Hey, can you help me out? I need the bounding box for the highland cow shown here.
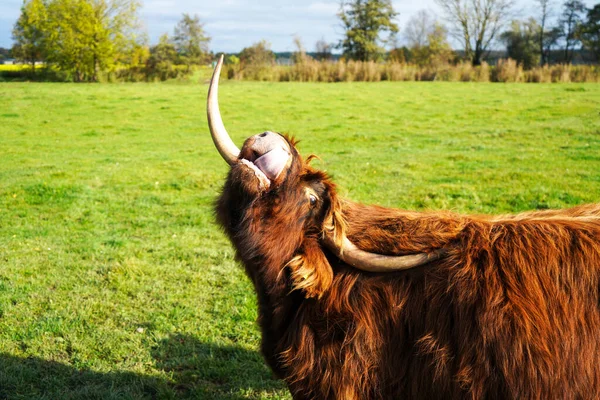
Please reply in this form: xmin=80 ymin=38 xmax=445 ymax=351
xmin=208 ymin=55 xmax=600 ymax=399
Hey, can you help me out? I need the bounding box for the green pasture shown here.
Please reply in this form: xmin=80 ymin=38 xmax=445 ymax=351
xmin=1 ymin=81 xmax=599 ymax=399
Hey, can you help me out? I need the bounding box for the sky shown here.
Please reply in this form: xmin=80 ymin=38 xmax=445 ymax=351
xmin=1 ymin=0 xmax=598 ymax=53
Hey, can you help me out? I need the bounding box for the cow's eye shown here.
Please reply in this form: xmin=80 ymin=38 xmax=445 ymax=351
xmin=309 ymin=194 xmax=317 ymax=207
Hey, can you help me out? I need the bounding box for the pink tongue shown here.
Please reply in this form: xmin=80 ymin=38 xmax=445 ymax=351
xmin=254 ymin=147 xmax=290 ymax=180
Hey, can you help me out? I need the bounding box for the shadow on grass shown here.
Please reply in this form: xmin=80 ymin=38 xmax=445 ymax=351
xmin=0 ymin=334 xmax=287 ymax=400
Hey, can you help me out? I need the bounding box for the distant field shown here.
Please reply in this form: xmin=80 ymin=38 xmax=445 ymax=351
xmin=1 ymin=81 xmax=599 ymax=399
xmin=0 ymin=65 xmax=29 ymax=71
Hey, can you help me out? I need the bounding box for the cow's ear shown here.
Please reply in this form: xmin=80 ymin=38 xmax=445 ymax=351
xmin=287 ymin=237 xmax=333 ymax=298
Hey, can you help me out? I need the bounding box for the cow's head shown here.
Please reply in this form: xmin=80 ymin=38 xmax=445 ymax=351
xmin=208 ymin=55 xmax=443 ymax=296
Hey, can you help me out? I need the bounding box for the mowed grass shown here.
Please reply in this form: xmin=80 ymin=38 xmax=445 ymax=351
xmin=1 ymin=81 xmax=599 ymax=399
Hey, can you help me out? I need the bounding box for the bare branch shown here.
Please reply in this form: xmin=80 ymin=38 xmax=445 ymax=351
xmin=436 ymin=0 xmax=515 ymax=65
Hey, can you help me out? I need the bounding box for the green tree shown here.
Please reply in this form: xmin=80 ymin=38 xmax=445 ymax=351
xmin=558 ymin=0 xmax=586 ymax=62
xmin=421 ymin=23 xmax=455 ymax=66
xmin=117 ymin=33 xmax=149 ymax=68
xmin=239 ymin=40 xmax=275 ymax=67
xmin=42 ymin=0 xmax=140 ymax=81
xmin=44 ymin=0 xmax=96 ymax=81
xmin=0 ymin=47 xmax=11 ymax=62
xmin=172 ymin=13 xmax=211 ymax=70
xmin=12 ymin=0 xmax=48 ymax=73
xmin=501 ymin=19 xmax=541 ymax=69
xmin=145 ymin=33 xmax=180 ymax=80
xmin=225 ymin=54 xmax=240 ymax=66
xmin=388 ymin=46 xmax=410 ymax=63
xmin=405 ymin=11 xmax=454 ymax=67
xmin=95 ymin=0 xmax=143 ymax=70
xmin=338 ymin=0 xmax=399 ymax=61
xmin=85 ymin=0 xmax=142 ymax=80
xmin=577 ymin=4 xmax=600 ymax=61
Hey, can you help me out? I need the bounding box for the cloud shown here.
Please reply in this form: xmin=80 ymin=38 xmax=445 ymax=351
xmin=308 ymin=2 xmax=339 ymax=15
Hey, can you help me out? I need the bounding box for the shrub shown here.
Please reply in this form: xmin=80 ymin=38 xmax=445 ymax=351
xmin=570 ymin=65 xmax=599 ymax=83
xmin=551 ymin=64 xmax=571 ymax=83
xmin=474 ymin=62 xmax=491 ymax=82
xmin=525 ymin=65 xmax=552 ymax=83
xmin=223 ymin=58 xmax=600 ymax=84
xmin=493 ymin=59 xmax=524 ymax=83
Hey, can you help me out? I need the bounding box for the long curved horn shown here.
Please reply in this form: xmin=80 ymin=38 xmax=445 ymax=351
xmin=324 ymin=234 xmax=446 ymax=272
xmin=208 ymin=54 xmax=240 ymax=165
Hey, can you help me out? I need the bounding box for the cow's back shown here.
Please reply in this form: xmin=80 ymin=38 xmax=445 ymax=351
xmin=281 ymin=215 xmax=600 ymax=399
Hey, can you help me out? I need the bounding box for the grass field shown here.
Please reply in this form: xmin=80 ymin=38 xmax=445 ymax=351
xmin=1 ymin=81 xmax=599 ymax=399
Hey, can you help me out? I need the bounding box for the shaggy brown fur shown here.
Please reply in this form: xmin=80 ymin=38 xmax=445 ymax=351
xmin=216 ymin=135 xmax=600 ymax=399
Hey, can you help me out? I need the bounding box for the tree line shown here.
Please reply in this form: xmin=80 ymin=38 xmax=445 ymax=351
xmin=224 ymin=0 xmax=598 ymax=82
xmin=501 ymin=1 xmax=600 ymax=68
xmin=10 ymin=0 xmax=210 ymax=81
xmin=336 ymin=0 xmax=600 ymax=67
xmin=6 ymin=0 xmax=600 ymax=82
xmin=227 ymin=0 xmax=599 ymax=76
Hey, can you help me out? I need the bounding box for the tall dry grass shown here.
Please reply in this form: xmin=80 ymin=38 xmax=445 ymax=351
xmin=493 ymin=59 xmax=524 ymax=82
xmin=225 ymin=59 xmax=600 ymax=83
